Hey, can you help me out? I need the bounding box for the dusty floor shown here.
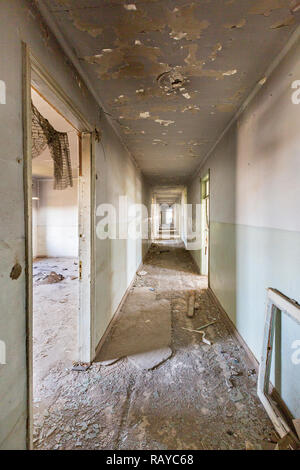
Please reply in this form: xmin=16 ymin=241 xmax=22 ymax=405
xmin=33 ymin=242 xmax=275 ymax=450
xmin=33 ymin=257 xmax=78 ymax=404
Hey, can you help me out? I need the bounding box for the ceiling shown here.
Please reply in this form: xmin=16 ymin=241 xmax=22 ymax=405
xmin=31 ymin=88 xmax=79 ymax=179
xmin=39 ymin=0 xmax=299 ymax=184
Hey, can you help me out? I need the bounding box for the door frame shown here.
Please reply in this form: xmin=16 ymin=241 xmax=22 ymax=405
xmin=200 ymin=170 xmax=210 ymax=285
xmin=22 ymin=43 xmax=96 ymax=449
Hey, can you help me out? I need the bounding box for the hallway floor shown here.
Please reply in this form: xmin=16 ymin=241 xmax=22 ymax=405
xmin=33 ymin=241 xmax=274 ymax=450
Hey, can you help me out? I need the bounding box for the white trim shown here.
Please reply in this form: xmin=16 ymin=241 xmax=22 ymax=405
xmin=78 ymin=132 xmax=95 ymax=363
xmin=257 ymin=288 xmax=300 ymax=439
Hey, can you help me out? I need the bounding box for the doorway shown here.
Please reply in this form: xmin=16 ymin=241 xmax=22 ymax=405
xmin=201 ymin=172 xmax=210 ymax=278
xmin=23 ymin=46 xmax=95 ymax=448
xmin=31 ymin=87 xmax=80 ymax=434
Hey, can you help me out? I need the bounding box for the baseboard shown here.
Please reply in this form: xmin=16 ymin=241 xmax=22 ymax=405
xmin=207 ymin=287 xmax=259 ymax=372
xmin=94 ymin=250 xmax=149 ymax=360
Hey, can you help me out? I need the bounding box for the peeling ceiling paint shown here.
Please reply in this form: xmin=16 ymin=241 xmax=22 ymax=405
xmin=43 ymin=0 xmax=299 ymax=184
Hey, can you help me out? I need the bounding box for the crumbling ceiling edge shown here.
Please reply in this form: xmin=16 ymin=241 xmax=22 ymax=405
xmin=35 ymin=0 xmax=142 ymax=174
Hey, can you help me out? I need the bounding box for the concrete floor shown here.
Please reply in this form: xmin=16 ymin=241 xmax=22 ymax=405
xmin=33 ymin=242 xmax=274 ymax=450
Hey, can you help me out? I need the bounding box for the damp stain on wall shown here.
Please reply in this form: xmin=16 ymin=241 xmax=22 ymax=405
xmin=10 ymin=263 xmax=22 ymax=280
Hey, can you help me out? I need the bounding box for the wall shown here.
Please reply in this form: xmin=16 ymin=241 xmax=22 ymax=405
xmin=33 ymin=178 xmax=78 ymax=258
xmin=188 ymin=33 xmax=300 ymax=418
xmin=0 ymin=0 xmax=150 ymax=449
xmin=94 ymin=117 xmax=151 ymax=344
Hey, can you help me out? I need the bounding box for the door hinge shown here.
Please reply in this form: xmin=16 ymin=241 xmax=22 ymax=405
xmin=79 ymin=260 xmax=82 ymax=280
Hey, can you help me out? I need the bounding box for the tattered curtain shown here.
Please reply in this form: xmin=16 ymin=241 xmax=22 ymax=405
xmin=31 ymin=101 xmax=73 ymax=190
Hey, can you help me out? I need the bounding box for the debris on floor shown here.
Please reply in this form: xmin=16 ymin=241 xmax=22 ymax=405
xmin=181 ymin=327 xmax=212 ymax=345
xmin=187 ymin=291 xmax=195 ymax=318
xmin=38 ymin=271 xmax=65 ymax=284
xmin=137 ymin=270 xmax=147 ymax=276
xmin=33 ymin=242 xmax=275 ymax=450
xmin=293 ymin=419 xmax=300 ymax=440
xmin=196 ymin=320 xmax=217 ymax=330
xmin=72 ymin=363 xmax=91 ymax=372
xmin=274 ymin=432 xmax=300 ymax=450
xmin=128 ymin=347 xmax=172 ymax=370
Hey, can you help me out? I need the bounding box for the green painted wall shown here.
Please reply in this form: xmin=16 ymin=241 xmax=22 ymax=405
xmin=188 ymin=32 xmax=300 ymax=419
xmin=210 ymin=222 xmax=300 ymax=417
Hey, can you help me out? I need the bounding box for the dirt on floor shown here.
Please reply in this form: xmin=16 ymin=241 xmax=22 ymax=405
xmin=33 ymin=242 xmax=275 ymax=450
xmin=33 ymin=257 xmax=78 ymax=408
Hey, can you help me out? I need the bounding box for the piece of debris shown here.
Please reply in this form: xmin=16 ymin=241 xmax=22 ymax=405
xmin=261 ymin=441 xmax=277 ymax=450
xmin=71 ymin=276 xmax=78 ymax=280
xmin=196 ymin=320 xmax=217 ymax=330
xmin=181 ymin=327 xmax=212 ymax=345
xmin=274 ymin=432 xmax=299 ymax=450
xmin=187 ymin=291 xmax=195 ymax=318
xmin=39 ymin=271 xmax=65 ymax=284
xmin=293 ymin=419 xmax=300 ymax=440
xmin=138 ymin=270 xmax=147 ymax=276
xmin=247 ymin=368 xmax=256 ymax=376
xmin=72 ymin=363 xmax=90 ymax=372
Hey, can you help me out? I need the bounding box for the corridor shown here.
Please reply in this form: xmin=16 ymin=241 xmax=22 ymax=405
xmin=1 ymin=0 xmax=300 ymax=452
xmin=33 ymin=241 xmax=273 ymax=450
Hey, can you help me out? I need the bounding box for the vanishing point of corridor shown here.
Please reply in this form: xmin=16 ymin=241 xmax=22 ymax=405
xmin=33 ymin=241 xmax=273 ymax=450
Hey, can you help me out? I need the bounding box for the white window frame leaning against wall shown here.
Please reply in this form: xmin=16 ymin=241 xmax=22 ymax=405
xmin=257 ymin=288 xmax=300 ymax=440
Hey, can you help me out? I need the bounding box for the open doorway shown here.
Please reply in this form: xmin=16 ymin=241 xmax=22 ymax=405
xmin=31 ymin=88 xmax=80 ymax=427
xmin=23 ymin=47 xmax=95 ymax=448
xmin=201 ymin=172 xmax=210 ymax=278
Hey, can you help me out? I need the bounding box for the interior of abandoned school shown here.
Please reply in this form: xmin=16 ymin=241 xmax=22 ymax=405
xmin=1 ymin=0 xmax=300 ymax=451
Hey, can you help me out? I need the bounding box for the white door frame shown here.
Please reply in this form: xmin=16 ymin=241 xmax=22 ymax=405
xmin=22 ymin=44 xmax=95 ymax=449
xmin=200 ymin=171 xmax=210 ymax=283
